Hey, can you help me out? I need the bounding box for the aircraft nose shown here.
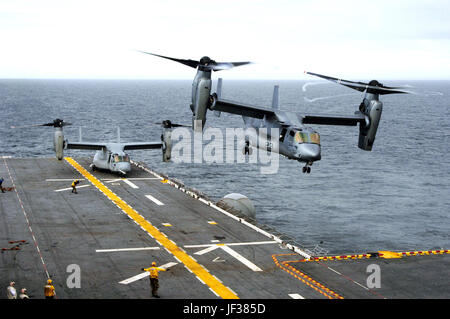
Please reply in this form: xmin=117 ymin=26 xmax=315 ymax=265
xmin=297 ymin=144 xmax=321 ymax=161
xmin=116 ymin=162 xmax=131 ymax=173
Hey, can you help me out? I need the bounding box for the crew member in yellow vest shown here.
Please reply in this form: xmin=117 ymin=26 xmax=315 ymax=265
xmin=141 ymin=262 xmax=167 ymax=298
xmin=71 ymin=179 xmax=80 ymax=194
xmin=44 ymin=279 xmax=56 ymax=299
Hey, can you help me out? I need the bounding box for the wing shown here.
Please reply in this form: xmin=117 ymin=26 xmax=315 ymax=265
xmin=210 ymin=93 xmax=366 ymax=127
xmin=122 ymin=142 xmax=163 ymax=150
xmin=300 ymin=112 xmax=367 ymax=126
xmin=66 ymin=142 xmax=107 ymax=150
xmin=209 ymin=93 xmax=275 ymax=119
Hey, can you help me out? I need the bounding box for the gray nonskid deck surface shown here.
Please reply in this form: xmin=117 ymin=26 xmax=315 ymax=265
xmin=0 ymin=157 xmax=323 ymax=299
xmin=1 ymin=157 xmax=449 ymax=300
xmin=290 ymin=254 xmax=450 ymax=299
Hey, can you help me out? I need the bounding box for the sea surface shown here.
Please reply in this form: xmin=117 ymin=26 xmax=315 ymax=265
xmin=1 ymin=79 xmax=449 ymax=254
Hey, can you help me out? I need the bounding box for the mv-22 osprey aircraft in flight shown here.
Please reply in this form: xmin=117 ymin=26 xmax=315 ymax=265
xmin=140 ymin=51 xmax=410 ymax=173
xmin=11 ymin=119 xmax=180 ymax=175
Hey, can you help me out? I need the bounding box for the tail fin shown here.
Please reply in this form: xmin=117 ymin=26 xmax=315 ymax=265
xmin=243 ymin=84 xmax=280 ymax=128
xmin=272 ymin=85 xmax=279 ymax=109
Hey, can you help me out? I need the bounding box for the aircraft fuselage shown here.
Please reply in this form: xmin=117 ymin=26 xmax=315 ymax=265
xmin=92 ymin=149 xmax=131 ymax=175
xmin=245 ymin=123 xmax=321 ymax=165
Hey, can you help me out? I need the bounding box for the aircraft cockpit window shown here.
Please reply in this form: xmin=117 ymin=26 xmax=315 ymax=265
xmin=310 ymin=133 xmax=320 ymax=144
xmin=114 ymin=154 xmax=130 ymax=162
xmin=294 ymin=132 xmax=320 ymax=145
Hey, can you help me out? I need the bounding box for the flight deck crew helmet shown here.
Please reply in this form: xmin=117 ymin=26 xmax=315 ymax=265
xmin=152 ymin=262 xmax=156 ymax=266
xmin=47 ymin=279 xmax=52 ymax=284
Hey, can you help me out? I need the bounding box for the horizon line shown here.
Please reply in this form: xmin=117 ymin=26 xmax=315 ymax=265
xmin=1 ymin=77 xmax=449 ymax=81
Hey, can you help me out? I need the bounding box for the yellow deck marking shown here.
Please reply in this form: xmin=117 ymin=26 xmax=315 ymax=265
xmin=378 ymin=251 xmax=402 ymax=259
xmin=65 ymin=157 xmax=238 ymax=299
xmin=272 ymin=254 xmax=343 ymax=299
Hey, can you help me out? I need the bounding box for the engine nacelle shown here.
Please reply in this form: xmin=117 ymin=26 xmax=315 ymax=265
xmin=192 ymin=77 xmax=211 ymax=131
xmin=161 ymin=129 xmax=172 ymax=162
xmin=53 ymin=129 xmax=65 ymax=160
xmin=358 ymin=99 xmax=383 ymax=151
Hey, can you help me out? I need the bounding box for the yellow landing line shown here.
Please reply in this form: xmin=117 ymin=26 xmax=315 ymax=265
xmin=64 ymin=157 xmax=238 ymax=299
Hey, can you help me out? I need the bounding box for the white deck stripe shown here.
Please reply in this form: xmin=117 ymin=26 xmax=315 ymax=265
xmin=219 ymin=245 xmax=263 ymax=272
xmin=145 ymin=194 xmax=164 ymax=206
xmin=161 ymin=262 xmax=178 ymax=269
xmin=119 ymin=262 xmax=178 ymax=285
xmin=122 ymin=178 xmax=159 ymax=180
xmin=96 ymin=247 xmax=161 ymax=253
xmin=54 ymin=184 xmax=91 ymax=192
xmin=121 ymin=178 xmax=139 ymax=189
xmin=54 ymin=179 xmax=121 ymax=192
xmin=195 ymin=246 xmax=220 ymax=255
xmin=185 ymin=241 xmax=277 ymax=248
xmin=47 ymin=178 xmax=158 ymax=182
xmin=119 ymin=272 xmax=149 ymax=285
xmin=46 ymin=178 xmax=86 ymax=181
xmin=289 ymin=293 xmax=305 ymax=299
xmin=105 ymin=179 xmax=122 ymax=183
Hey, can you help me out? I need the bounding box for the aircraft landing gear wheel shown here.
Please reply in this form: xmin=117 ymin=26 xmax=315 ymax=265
xmin=302 ymin=166 xmax=307 ymax=173
xmin=307 ymin=167 xmax=311 ymax=174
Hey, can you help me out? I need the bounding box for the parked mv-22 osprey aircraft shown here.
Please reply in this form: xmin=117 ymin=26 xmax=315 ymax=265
xmin=11 ymin=119 xmax=180 ymax=175
xmin=140 ymin=51 xmax=410 ymax=173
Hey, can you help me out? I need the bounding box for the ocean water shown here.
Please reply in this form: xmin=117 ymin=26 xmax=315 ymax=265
xmin=0 ymin=79 xmax=448 ymax=254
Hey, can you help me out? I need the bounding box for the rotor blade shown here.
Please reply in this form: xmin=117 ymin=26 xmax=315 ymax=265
xmin=211 ymin=61 xmax=252 ymax=71
xmin=305 ymin=71 xmax=367 ymax=92
xmin=367 ymin=87 xmax=409 ymax=95
xmin=46 ymin=120 xmax=72 ymax=127
xmin=138 ymin=51 xmax=199 ymax=69
xmin=304 ymin=71 xmax=409 ymax=95
xmin=155 ymin=121 xmax=191 ymax=128
xmin=11 ymin=120 xmax=72 ymax=129
xmin=10 ymin=123 xmax=48 ymax=129
xmin=171 ymin=123 xmax=191 ymax=127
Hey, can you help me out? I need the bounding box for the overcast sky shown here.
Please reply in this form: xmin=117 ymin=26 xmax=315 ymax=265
xmin=1 ymin=0 xmax=449 ymax=80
